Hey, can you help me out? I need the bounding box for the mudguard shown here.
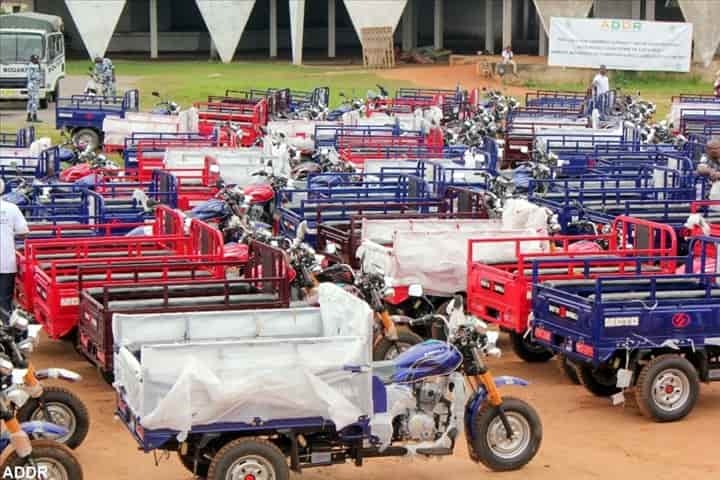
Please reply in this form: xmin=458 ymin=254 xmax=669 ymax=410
xmin=464 ymin=376 xmax=529 ymax=441
xmin=0 ymin=422 xmax=69 ymax=450
xmin=35 ymin=368 xmax=82 ymax=382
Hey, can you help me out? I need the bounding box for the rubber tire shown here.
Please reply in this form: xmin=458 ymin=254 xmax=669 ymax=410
xmin=635 ymin=354 xmax=700 ymax=422
xmin=0 ymin=439 xmax=83 ymax=480
xmin=52 ymin=82 xmax=60 ymax=103
xmin=39 ymin=96 xmax=48 ymax=109
xmin=509 ymin=331 xmax=555 ymax=363
xmin=178 ymin=451 xmax=210 ymax=478
xmin=373 ymin=327 xmax=424 ymax=361
xmin=468 ymin=396 xmax=543 ymax=472
xmin=16 ymin=385 xmax=90 ymax=449
xmin=72 ymin=128 xmax=100 ymax=150
xmin=207 ymin=438 xmax=288 ymax=480
xmin=577 ymin=364 xmax=621 ymax=397
xmin=558 ymin=355 xmax=581 ymax=385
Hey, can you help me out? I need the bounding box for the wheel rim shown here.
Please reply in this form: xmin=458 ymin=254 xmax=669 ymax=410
xmin=74 ymin=133 xmax=95 ymax=149
xmin=651 ymin=368 xmax=691 ymax=413
xmin=485 ymin=411 xmax=532 ymax=460
xmin=226 ymin=455 xmax=275 ymax=480
xmin=30 ymin=403 xmax=77 ymax=444
xmin=384 ymin=341 xmax=413 ymax=361
xmin=32 ymin=456 xmax=70 ymax=480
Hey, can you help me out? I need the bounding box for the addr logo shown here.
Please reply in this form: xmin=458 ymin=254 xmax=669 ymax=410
xmin=600 ymin=20 xmax=642 ymax=32
xmin=2 ymin=466 xmax=48 ymax=479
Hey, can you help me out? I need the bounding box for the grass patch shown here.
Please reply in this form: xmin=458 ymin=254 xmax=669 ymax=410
xmin=67 ymin=60 xmax=412 ymax=110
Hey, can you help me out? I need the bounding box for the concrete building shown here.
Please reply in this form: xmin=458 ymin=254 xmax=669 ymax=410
xmin=21 ymin=0 xmax=711 ymax=65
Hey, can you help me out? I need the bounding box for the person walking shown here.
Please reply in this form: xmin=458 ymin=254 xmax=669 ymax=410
xmin=0 ymin=179 xmax=29 ymax=315
xmin=94 ymin=56 xmax=117 ymax=97
xmin=25 ymin=54 xmax=42 ymax=123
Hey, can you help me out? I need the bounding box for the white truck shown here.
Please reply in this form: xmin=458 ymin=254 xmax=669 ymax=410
xmin=0 ymin=12 xmax=65 ymax=107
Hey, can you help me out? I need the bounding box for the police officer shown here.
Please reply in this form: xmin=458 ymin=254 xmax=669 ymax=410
xmin=26 ymin=54 xmax=42 ymax=123
xmin=94 ymin=56 xmax=116 ymax=97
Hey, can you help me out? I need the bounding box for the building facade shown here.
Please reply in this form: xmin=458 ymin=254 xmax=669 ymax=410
xmin=21 ymin=0 xmax=696 ymax=64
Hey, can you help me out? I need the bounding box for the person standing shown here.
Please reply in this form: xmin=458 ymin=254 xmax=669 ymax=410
xmin=591 ymin=65 xmax=610 ymax=98
xmin=94 ymin=56 xmax=117 ymax=97
xmin=714 ymin=70 xmax=720 ymax=98
xmin=0 ymin=179 xmax=29 ymax=315
xmin=25 ymin=54 xmax=42 ymax=123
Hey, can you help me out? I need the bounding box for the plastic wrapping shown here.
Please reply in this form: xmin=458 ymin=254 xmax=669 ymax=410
xmin=113 ymin=284 xmax=373 ymax=438
xmin=357 ymin=201 xmax=550 ymax=295
xmin=534 ymin=126 xmax=624 ymax=152
xmin=163 ymin=147 xmax=277 ymax=185
xmin=669 ymin=102 xmax=720 ymax=127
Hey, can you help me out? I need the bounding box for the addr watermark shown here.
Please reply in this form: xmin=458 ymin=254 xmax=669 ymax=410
xmin=2 ymin=465 xmax=49 ymax=479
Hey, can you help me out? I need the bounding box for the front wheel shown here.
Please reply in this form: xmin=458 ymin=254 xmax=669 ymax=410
xmin=0 ymin=439 xmax=84 ymax=480
xmin=373 ymin=327 xmax=423 ymax=361
xmin=509 ymin=331 xmax=555 ymax=363
xmin=469 ymin=396 xmax=543 ymax=471
xmin=207 ymin=438 xmax=288 ymax=480
xmin=17 ymin=386 xmax=90 ymax=449
xmin=71 ymin=128 xmax=100 ymax=150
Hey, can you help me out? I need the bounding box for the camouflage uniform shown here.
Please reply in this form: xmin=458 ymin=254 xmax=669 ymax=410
xmin=26 ymin=63 xmax=42 ymax=116
xmin=95 ymin=58 xmax=116 ymax=97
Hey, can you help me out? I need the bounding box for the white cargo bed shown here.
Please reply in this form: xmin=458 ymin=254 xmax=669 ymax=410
xmin=113 ymin=284 xmax=373 ymax=438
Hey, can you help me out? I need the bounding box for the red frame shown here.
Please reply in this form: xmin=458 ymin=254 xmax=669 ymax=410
xmin=466 ymin=216 xmax=678 ymax=335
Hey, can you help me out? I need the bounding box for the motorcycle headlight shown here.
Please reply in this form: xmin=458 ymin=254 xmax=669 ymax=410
xmin=9 ymin=310 xmax=29 ymax=332
xmin=0 ymin=357 xmax=13 ymax=377
xmin=383 ymin=287 xmax=395 ymax=298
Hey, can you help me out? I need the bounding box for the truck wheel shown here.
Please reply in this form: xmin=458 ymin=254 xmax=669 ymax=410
xmin=557 ymin=354 xmax=580 ymax=384
xmin=577 ymin=364 xmax=620 ymax=397
xmin=178 ymin=451 xmax=210 ymax=478
xmin=635 ymin=354 xmax=699 ymax=422
xmin=52 ymin=82 xmax=61 ymax=102
xmin=40 ymin=96 xmax=49 ymax=109
xmin=469 ymin=396 xmax=543 ymax=471
xmin=72 ymin=128 xmax=100 ymax=149
xmin=373 ymin=327 xmax=424 ymax=361
xmin=17 ymin=385 xmax=91 ymax=449
xmin=207 ymin=438 xmax=289 ymax=480
xmin=509 ymin=331 xmax=554 ymax=363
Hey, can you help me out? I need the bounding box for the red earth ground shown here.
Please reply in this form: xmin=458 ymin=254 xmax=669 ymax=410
xmin=32 ymin=331 xmax=720 ymax=480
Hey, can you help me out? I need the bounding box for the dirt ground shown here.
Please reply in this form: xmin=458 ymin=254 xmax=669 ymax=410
xmin=31 ymin=330 xmax=720 ymax=480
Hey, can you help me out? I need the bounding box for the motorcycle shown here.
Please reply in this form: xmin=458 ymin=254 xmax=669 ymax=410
xmin=376 ymin=295 xmax=542 ymax=471
xmin=1 ymin=177 xmax=34 ymax=206
xmin=326 ymin=92 xmax=365 ymax=121
xmin=149 ymin=91 xmax=181 ymax=115
xmin=59 ymin=148 xmax=119 ymax=184
xmin=0 ymin=309 xmax=90 ymax=450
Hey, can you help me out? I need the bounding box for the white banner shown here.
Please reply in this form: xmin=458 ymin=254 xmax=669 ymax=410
xmin=548 ymin=17 xmax=693 ymax=72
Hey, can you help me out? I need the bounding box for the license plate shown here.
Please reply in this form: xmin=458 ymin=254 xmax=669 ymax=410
xmin=0 ymin=89 xmax=16 ymax=97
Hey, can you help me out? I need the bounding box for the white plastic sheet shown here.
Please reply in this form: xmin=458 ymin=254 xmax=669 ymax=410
xmin=163 ymin=147 xmax=277 ymax=186
xmin=113 ymin=284 xmax=373 ymax=438
xmin=668 ymin=101 xmax=720 ymax=127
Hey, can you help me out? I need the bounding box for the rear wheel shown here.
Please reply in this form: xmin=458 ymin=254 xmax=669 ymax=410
xmin=558 ymin=354 xmax=580 ymax=384
xmin=577 ymin=364 xmax=621 ymax=397
xmin=0 ymin=439 xmax=83 ymax=480
xmin=469 ymin=397 xmax=543 ymax=471
xmin=635 ymin=354 xmax=699 ymax=422
xmin=509 ymin=331 xmax=554 ymax=363
xmin=178 ymin=451 xmax=210 ymax=478
xmin=207 ymin=438 xmax=288 ymax=480
xmin=72 ymin=128 xmax=100 ymax=150
xmin=373 ymin=327 xmax=423 ymax=361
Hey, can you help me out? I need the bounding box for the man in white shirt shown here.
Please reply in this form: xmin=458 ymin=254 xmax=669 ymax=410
xmin=0 ymin=179 xmax=29 ymax=314
xmin=499 ymin=45 xmax=518 ymax=76
xmin=591 ymin=65 xmax=610 ymax=97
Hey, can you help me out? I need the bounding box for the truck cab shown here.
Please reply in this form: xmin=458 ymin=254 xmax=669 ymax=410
xmin=0 ymin=12 xmax=65 ymax=107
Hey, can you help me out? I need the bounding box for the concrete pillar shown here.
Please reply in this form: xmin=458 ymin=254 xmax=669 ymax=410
xmin=485 ymin=0 xmax=494 ymax=53
xmin=289 ymin=0 xmax=305 ymax=65
xmin=402 ymin=0 xmax=414 ymax=51
xmin=149 ymin=0 xmax=158 ymax=58
xmin=502 ymin=0 xmax=513 ymax=48
xmin=522 ymin=0 xmax=529 ymax=38
xmin=412 ymin=0 xmax=418 ymax=48
xmin=631 ymin=0 xmax=641 ymax=19
xmin=269 ymin=0 xmax=278 ymax=57
xmin=645 ymin=0 xmax=655 ymax=20
xmin=328 ymin=0 xmax=336 ymax=57
xmin=538 ymin=17 xmax=547 ymax=56
xmin=434 ymin=0 xmax=443 ymax=49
